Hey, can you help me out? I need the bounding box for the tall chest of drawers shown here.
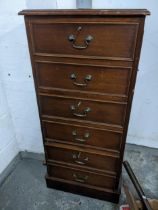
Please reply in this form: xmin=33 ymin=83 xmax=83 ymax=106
xmin=19 ymin=9 xmax=150 ymax=203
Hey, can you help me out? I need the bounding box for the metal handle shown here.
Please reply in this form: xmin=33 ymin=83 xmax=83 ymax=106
xmin=70 ymin=101 xmax=91 ymax=118
xmin=72 ymin=152 xmax=89 ymax=165
xmin=123 ymin=161 xmax=152 ymax=210
xmin=70 ymin=73 xmax=92 ymax=87
xmin=72 ymin=130 xmax=90 ymax=142
xmin=68 ymin=26 xmax=93 ymax=50
xmin=73 ymin=173 xmax=88 ymax=183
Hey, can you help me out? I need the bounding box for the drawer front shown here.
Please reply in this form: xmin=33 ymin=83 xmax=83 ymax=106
xmin=36 ymin=62 xmax=131 ymax=96
xmin=47 ymin=164 xmax=116 ymax=190
xmin=43 ymin=121 xmax=122 ymax=151
xmin=39 ymin=95 xmax=126 ymax=126
xmin=31 ymin=22 xmax=138 ymax=59
xmin=46 ymin=145 xmax=119 ymax=173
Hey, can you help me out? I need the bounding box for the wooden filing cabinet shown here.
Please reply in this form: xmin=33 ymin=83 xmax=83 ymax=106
xmin=19 ymin=9 xmax=150 ymax=203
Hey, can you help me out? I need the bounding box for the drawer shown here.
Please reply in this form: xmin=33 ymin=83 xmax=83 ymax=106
xmin=46 ymin=145 xmax=119 ymax=173
xmin=31 ymin=21 xmax=138 ymax=59
xmin=39 ymin=95 xmax=126 ymax=126
xmin=36 ymin=62 xmax=131 ymax=96
xmin=43 ymin=120 xmax=122 ymax=151
xmin=47 ymin=163 xmax=116 ymax=190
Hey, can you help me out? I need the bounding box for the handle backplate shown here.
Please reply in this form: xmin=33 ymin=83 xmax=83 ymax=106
xmin=70 ymin=73 xmax=92 ymax=87
xmin=70 ymin=101 xmax=91 ymax=118
xmin=68 ymin=26 xmax=93 ymax=50
xmin=72 ymin=152 xmax=89 ymax=165
xmin=73 ymin=173 xmax=88 ymax=183
xmin=72 ymin=130 xmax=90 ymax=142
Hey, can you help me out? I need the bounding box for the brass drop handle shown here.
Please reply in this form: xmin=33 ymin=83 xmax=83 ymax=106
xmin=68 ymin=26 xmax=93 ymax=50
xmin=72 ymin=130 xmax=90 ymax=142
xmin=70 ymin=73 xmax=92 ymax=87
xmin=72 ymin=152 xmax=89 ymax=165
xmin=73 ymin=173 xmax=88 ymax=183
xmin=70 ymin=101 xmax=91 ymax=118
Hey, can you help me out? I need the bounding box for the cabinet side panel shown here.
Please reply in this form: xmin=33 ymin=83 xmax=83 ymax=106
xmin=117 ymin=16 xmax=146 ymax=185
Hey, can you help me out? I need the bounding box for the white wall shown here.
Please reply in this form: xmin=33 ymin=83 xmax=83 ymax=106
xmin=0 ymin=0 xmax=157 ymax=172
xmin=0 ymin=78 xmax=19 ymax=174
xmin=93 ymin=1 xmax=158 ymax=148
xmin=0 ymin=56 xmax=19 ymax=174
xmin=0 ymin=0 xmax=24 ymax=173
xmin=0 ymin=84 xmax=19 ymax=174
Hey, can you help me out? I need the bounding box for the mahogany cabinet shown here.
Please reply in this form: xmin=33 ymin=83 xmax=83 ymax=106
xmin=19 ymin=9 xmax=150 ymax=203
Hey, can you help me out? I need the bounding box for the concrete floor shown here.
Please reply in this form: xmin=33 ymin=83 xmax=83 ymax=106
xmin=0 ymin=144 xmax=158 ymax=210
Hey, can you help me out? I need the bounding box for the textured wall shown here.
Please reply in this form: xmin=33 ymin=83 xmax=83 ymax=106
xmin=0 ymin=0 xmax=24 ymax=173
xmin=0 ymin=0 xmax=157 ymax=173
xmin=0 ymin=80 xmax=19 ymax=174
xmin=0 ymin=64 xmax=19 ymax=174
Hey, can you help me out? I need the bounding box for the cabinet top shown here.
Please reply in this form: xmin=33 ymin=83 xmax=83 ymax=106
xmin=18 ymin=9 xmax=150 ymax=16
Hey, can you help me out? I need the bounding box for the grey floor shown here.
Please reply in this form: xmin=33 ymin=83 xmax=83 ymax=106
xmin=0 ymin=144 xmax=158 ymax=210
